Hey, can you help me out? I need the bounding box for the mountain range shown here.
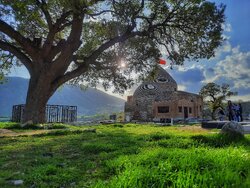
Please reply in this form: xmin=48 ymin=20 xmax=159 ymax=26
xmin=0 ymin=77 xmax=125 ymax=117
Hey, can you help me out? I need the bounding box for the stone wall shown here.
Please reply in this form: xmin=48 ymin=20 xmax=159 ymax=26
xmin=125 ymin=91 xmax=203 ymax=122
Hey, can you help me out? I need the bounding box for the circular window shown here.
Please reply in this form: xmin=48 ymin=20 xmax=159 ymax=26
xmin=143 ymin=84 xmax=156 ymax=90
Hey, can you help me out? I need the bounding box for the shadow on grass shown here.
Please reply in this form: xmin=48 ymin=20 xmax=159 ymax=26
xmin=0 ymin=122 xmax=67 ymax=130
xmin=32 ymin=129 xmax=85 ymax=137
xmin=191 ymin=133 xmax=250 ymax=148
xmin=0 ymin=129 xmax=144 ymax=187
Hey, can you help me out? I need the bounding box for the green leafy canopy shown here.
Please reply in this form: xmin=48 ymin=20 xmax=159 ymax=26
xmin=199 ymin=82 xmax=237 ymax=119
xmin=0 ymin=0 xmax=225 ymax=92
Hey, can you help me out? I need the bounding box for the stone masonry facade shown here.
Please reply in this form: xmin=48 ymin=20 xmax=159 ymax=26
xmin=124 ymin=66 xmax=203 ymax=122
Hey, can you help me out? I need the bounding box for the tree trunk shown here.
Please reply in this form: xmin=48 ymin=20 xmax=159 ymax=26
xmin=211 ymin=111 xmax=216 ymax=120
xmin=211 ymin=106 xmax=219 ymax=120
xmin=22 ymin=74 xmax=55 ymax=124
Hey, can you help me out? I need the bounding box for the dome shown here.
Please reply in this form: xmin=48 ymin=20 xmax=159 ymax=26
xmin=133 ymin=66 xmax=177 ymax=99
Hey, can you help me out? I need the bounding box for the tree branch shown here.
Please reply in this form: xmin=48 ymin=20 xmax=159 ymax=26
xmin=134 ymin=0 xmax=145 ymax=16
xmin=59 ymin=14 xmax=83 ymax=57
xmin=36 ymin=0 xmax=53 ymax=29
xmin=54 ymin=17 xmax=151 ymax=87
xmin=42 ymin=11 xmax=73 ymax=58
xmin=87 ymin=28 xmax=137 ymax=62
xmin=54 ymin=11 xmax=73 ymax=29
xmin=51 ymin=1 xmax=188 ymax=87
xmin=87 ymin=10 xmax=115 ymax=17
xmin=52 ymin=62 xmax=89 ymax=88
xmin=0 ymin=40 xmax=33 ymax=73
xmin=0 ymin=20 xmax=37 ymax=58
xmin=53 ymin=28 xmax=141 ymax=87
xmin=50 ymin=14 xmax=83 ymax=75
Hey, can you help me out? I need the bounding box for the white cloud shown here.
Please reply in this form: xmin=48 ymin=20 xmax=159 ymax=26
xmin=210 ymin=40 xmax=232 ymax=60
xmin=222 ymin=23 xmax=232 ymax=32
xmin=214 ymin=47 xmax=250 ymax=89
xmin=178 ymin=84 xmax=186 ymax=91
xmin=208 ymin=23 xmax=232 ymax=61
xmin=229 ymin=94 xmax=250 ymax=102
xmin=232 ymin=45 xmax=240 ymax=54
xmin=202 ymin=74 xmax=220 ymax=84
xmin=222 ymin=41 xmax=232 ymax=52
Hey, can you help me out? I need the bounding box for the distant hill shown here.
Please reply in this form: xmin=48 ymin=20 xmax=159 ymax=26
xmin=0 ymin=77 xmax=125 ymax=117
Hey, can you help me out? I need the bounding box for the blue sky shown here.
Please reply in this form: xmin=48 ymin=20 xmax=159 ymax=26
xmin=9 ymin=0 xmax=250 ymax=101
xmin=162 ymin=0 xmax=250 ymax=101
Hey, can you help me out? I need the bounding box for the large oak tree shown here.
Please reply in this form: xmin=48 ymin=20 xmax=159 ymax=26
xmin=0 ymin=0 xmax=225 ymax=123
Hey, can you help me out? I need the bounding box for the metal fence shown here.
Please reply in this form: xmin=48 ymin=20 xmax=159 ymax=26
xmin=12 ymin=104 xmax=77 ymax=123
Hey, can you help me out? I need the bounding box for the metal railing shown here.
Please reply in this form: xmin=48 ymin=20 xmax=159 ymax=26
xmin=12 ymin=104 xmax=77 ymax=123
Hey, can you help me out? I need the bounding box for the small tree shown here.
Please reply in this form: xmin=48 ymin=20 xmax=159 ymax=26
xmin=199 ymin=82 xmax=237 ymax=120
xmin=0 ymin=0 xmax=226 ymax=123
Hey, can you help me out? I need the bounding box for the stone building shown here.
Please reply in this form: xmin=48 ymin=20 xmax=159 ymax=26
xmin=124 ymin=66 xmax=203 ymax=122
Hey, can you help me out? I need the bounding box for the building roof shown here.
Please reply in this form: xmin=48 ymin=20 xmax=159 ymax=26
xmin=177 ymin=90 xmax=201 ymax=97
xmin=133 ymin=66 xmax=178 ymax=99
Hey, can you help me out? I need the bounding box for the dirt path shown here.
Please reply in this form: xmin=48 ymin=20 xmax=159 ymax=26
xmin=178 ymin=126 xmax=212 ymax=133
xmin=0 ymin=129 xmax=51 ymax=137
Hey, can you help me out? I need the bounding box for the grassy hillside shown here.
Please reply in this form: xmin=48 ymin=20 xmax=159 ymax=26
xmin=0 ymin=123 xmax=250 ymax=187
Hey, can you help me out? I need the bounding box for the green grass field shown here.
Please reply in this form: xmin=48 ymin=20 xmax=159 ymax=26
xmin=0 ymin=123 xmax=250 ymax=187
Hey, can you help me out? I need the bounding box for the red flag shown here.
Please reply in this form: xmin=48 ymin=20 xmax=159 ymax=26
xmin=159 ymin=59 xmax=166 ymax=65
